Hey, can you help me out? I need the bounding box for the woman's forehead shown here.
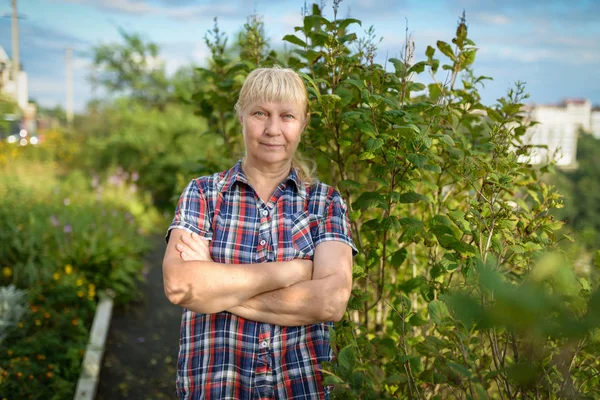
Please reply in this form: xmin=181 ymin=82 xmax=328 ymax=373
xmin=247 ymin=101 xmax=305 ymax=112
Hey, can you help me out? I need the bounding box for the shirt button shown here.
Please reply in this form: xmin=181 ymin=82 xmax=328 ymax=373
xmin=262 ymin=210 xmax=268 ymax=216
xmin=261 ymin=340 xmax=268 ymax=349
xmin=260 ymin=240 xmax=266 ymax=246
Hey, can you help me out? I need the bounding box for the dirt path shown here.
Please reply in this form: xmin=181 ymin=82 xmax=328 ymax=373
xmin=96 ymin=235 xmax=181 ymax=400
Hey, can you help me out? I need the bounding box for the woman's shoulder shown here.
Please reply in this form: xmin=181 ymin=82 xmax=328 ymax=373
xmin=185 ymin=167 xmax=233 ymax=196
xmin=306 ymin=180 xmax=347 ymax=211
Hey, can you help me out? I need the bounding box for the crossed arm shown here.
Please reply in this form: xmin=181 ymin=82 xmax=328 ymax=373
xmin=162 ymin=228 xmax=353 ymax=326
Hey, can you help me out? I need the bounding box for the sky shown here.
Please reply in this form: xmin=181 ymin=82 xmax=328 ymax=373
xmin=0 ymin=0 xmax=599 ymax=112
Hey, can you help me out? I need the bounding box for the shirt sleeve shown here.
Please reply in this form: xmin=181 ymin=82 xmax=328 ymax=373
xmin=165 ymin=179 xmax=212 ymax=243
xmin=313 ymin=190 xmax=358 ymax=256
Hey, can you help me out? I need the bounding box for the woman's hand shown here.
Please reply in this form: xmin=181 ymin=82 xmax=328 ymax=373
xmin=175 ymin=232 xmax=213 ymax=262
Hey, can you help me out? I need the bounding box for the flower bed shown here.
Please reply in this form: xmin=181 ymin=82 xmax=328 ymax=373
xmin=0 ymin=153 xmax=161 ymax=398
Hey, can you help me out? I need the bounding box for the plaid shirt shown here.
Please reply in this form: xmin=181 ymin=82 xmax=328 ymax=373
xmin=166 ymin=160 xmax=357 ymax=400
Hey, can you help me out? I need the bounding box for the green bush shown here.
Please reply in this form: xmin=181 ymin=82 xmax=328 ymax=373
xmin=195 ymin=3 xmax=600 ymax=398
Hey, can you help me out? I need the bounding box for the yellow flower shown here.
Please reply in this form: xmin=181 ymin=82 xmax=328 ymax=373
xmin=52 ymin=272 xmax=60 ymax=281
xmin=2 ymin=267 xmax=11 ymax=278
xmin=77 ymin=290 xmax=85 ymax=298
xmin=88 ymin=283 xmax=96 ymax=291
xmin=17 ymin=322 xmax=23 ymax=328
xmin=64 ymin=264 xmax=73 ymax=275
xmin=76 ymin=278 xmax=84 ymax=286
xmin=35 ymin=320 xmax=41 ymax=326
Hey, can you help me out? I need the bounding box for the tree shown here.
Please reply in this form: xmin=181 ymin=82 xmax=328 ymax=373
xmin=556 ymin=133 xmax=600 ymax=249
xmin=0 ymin=92 xmax=19 ymax=134
xmin=91 ymin=29 xmax=172 ymax=108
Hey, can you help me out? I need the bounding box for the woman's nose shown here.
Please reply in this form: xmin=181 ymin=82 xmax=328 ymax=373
xmin=264 ymin=117 xmax=281 ymax=135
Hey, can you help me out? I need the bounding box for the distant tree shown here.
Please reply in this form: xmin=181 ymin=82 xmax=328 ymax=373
xmin=557 ymin=133 xmax=600 ymax=248
xmin=0 ymin=92 xmax=19 ymax=134
xmin=91 ymin=29 xmax=172 ymax=108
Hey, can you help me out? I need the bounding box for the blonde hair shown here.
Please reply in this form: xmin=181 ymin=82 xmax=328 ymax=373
xmin=235 ymin=66 xmax=315 ymax=184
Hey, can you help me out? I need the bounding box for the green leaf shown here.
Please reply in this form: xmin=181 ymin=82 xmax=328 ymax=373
xmin=366 ymin=138 xmax=384 ymax=151
xmin=409 ymin=82 xmax=426 ymax=91
xmin=408 ymin=61 xmax=427 ymax=74
xmin=355 ymin=122 xmax=377 ymax=138
xmin=389 ymin=58 xmax=406 ymax=75
xmin=462 ymin=49 xmax=476 ymax=67
xmin=344 ymin=79 xmax=365 ymax=90
xmin=282 ymin=34 xmax=307 ymax=47
xmin=409 ymin=314 xmax=428 ymax=326
xmin=323 ymin=375 xmax=344 ymax=385
xmin=579 ymin=277 xmax=591 ymax=291
xmin=338 ymin=179 xmax=362 ymax=191
xmin=400 ymin=191 xmax=429 ymax=203
xmin=436 ymin=134 xmax=455 ymax=146
xmin=359 ymin=151 xmax=376 ymax=160
xmin=423 ymin=164 xmax=441 ymax=173
xmin=340 ymin=33 xmax=357 ymax=43
xmin=425 ymin=45 xmax=435 ymax=59
xmin=436 ymin=41 xmax=455 ymax=60
xmin=447 ymin=361 xmax=472 ymax=379
xmin=337 ymin=345 xmax=357 ymax=378
xmin=381 ymin=216 xmax=402 ymax=232
xmin=594 ymin=251 xmax=600 ymax=268
xmin=429 ymin=300 xmax=451 ymax=325
xmin=407 ymin=153 xmax=428 ymax=168
xmin=390 ymin=248 xmax=408 ymax=267
xmin=303 ymin=15 xmax=330 ymax=31
xmin=338 ymin=18 xmax=362 ymax=30
xmin=428 ymin=83 xmax=442 ymax=102
xmin=400 ymin=217 xmax=424 ymax=228
xmin=352 ymin=192 xmax=385 ymax=211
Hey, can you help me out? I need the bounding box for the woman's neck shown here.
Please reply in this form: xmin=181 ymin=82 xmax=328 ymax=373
xmin=242 ymin=158 xmax=292 ymax=202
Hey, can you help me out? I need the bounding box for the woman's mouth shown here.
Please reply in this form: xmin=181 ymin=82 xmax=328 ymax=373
xmin=261 ymin=143 xmax=284 ymax=150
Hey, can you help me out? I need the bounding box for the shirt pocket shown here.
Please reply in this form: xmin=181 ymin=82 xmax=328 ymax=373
xmin=286 ymin=210 xmax=318 ymax=259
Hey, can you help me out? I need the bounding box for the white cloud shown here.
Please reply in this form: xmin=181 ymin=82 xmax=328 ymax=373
xmin=192 ymin=42 xmax=210 ymax=64
xmin=55 ymin=0 xmax=245 ymax=19
xmin=474 ymin=12 xmax=511 ymax=25
xmin=276 ymin=12 xmax=303 ymax=32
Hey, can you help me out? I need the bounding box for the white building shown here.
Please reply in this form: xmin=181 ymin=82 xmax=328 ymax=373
xmin=0 ymin=46 xmax=28 ymax=110
xmin=591 ymin=107 xmax=600 ymax=139
xmin=522 ymin=99 xmax=600 ymax=167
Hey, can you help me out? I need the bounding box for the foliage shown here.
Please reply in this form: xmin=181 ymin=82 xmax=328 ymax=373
xmin=91 ymin=29 xmax=190 ymax=108
xmin=193 ymin=3 xmax=600 ymax=398
xmin=0 ymin=141 xmax=157 ymax=398
xmin=0 ymin=92 xmax=19 ymax=135
xmin=554 ymin=133 xmax=600 ymax=250
xmin=74 ymin=99 xmax=212 ymax=210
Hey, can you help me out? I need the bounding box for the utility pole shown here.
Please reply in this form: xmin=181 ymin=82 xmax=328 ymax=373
xmin=66 ymin=47 xmax=73 ymax=126
xmin=11 ymin=0 xmax=20 ymax=109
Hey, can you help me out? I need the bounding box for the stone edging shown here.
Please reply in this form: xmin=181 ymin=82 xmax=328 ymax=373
xmin=73 ymin=292 xmax=114 ymax=400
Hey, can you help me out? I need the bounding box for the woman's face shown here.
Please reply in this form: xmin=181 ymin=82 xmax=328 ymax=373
xmin=240 ymin=101 xmax=306 ymax=169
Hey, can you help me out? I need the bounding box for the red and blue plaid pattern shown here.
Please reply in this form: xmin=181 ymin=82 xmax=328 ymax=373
xmin=166 ymin=160 xmax=357 ymax=400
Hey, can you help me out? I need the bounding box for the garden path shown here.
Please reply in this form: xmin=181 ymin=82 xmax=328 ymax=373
xmin=96 ymin=235 xmax=181 ymax=400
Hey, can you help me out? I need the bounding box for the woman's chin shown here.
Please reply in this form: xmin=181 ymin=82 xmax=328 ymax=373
xmin=251 ymin=152 xmax=292 ymax=167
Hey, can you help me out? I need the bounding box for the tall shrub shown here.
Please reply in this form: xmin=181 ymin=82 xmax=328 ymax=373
xmin=193 ymin=4 xmax=600 ymax=398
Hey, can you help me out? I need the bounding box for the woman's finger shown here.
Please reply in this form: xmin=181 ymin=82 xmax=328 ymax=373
xmin=181 ymin=233 xmax=208 ymax=254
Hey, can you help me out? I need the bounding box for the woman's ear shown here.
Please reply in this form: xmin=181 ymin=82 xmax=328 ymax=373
xmin=303 ymin=113 xmax=310 ymax=130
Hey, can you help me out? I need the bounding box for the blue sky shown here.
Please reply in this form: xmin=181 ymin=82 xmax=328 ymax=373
xmin=1 ymin=0 xmax=598 ymax=112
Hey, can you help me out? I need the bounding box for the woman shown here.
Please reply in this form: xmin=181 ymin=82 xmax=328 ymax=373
xmin=162 ymin=66 xmax=357 ymax=400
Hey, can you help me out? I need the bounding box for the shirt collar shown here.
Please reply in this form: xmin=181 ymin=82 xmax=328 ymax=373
xmin=217 ymin=159 xmax=306 ymax=199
